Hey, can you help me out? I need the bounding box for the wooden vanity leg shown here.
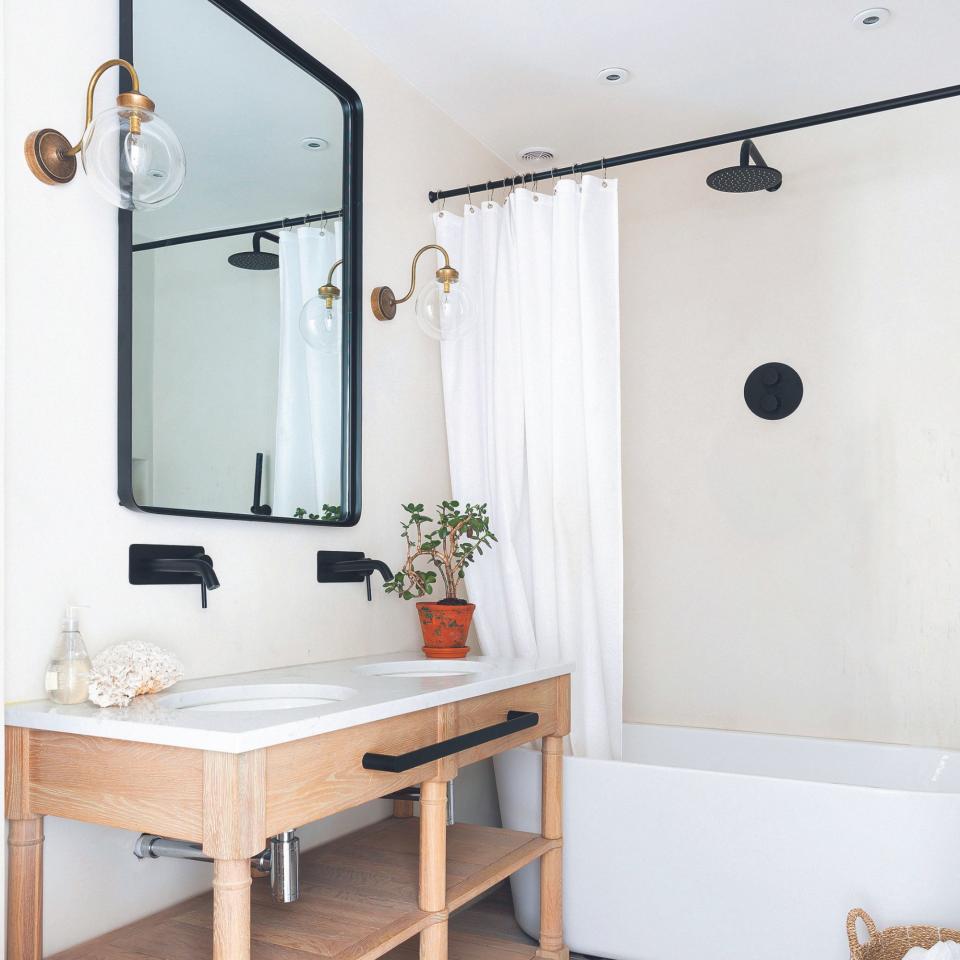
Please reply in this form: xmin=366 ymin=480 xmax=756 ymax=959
xmin=537 ymin=735 xmax=569 ymax=960
xmin=7 ymin=816 xmax=43 ymax=960
xmin=393 ymin=798 xmax=416 ymax=818
xmin=202 ymin=750 xmax=266 ymax=960
xmin=6 ymin=727 xmax=42 ymax=960
xmin=212 ymin=859 xmax=252 ymax=960
xmin=419 ymin=779 xmax=448 ymax=960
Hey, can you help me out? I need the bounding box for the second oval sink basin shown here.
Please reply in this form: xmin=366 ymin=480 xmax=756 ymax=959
xmin=353 ymin=660 xmax=487 ymax=679
xmin=157 ymin=683 xmax=356 ymax=713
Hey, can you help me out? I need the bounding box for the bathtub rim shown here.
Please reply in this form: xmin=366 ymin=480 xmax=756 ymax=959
xmin=503 ymin=722 xmax=960 ymax=797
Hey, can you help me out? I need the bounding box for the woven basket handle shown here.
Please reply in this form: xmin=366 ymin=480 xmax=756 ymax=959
xmin=848 ymin=909 xmax=880 ymax=951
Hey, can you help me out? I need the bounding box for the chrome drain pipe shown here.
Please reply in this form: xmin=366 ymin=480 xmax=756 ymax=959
xmin=383 ymin=782 xmax=456 ymax=825
xmin=135 ymin=829 xmax=301 ymax=903
xmin=134 ymin=835 xmax=212 ymax=863
xmin=267 ymin=830 xmax=299 ymax=904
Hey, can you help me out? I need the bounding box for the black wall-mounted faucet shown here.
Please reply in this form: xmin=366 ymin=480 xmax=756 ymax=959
xmin=129 ymin=544 xmax=221 ymax=609
xmin=317 ymin=551 xmax=393 ymax=601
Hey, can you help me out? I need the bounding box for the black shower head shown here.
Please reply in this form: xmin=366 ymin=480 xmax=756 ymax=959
xmin=228 ymin=231 xmax=279 ymax=270
xmin=706 ymin=139 xmax=782 ymax=193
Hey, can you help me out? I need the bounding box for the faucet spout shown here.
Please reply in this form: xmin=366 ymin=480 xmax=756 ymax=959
xmin=129 ymin=545 xmax=221 ymax=609
xmin=330 ymin=558 xmax=394 ymax=582
xmin=315 ymin=551 xmax=394 ymax=602
xmin=149 ymin=557 xmax=220 ymax=590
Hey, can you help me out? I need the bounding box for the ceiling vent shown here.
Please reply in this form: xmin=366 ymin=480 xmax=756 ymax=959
xmin=518 ymin=148 xmax=555 ymax=163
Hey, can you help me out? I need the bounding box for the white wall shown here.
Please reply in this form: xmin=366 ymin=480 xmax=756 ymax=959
xmin=3 ymin=1 xmax=503 ymax=952
xmin=621 ymin=98 xmax=960 ymax=749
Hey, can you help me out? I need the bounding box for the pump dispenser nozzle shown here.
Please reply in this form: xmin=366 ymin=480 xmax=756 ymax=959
xmin=62 ymin=604 xmax=89 ymax=632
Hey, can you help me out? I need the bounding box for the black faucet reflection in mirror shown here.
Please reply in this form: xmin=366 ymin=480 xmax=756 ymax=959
xmin=129 ymin=544 xmax=221 ymax=609
xmin=250 ymin=452 xmax=272 ymax=516
xmin=317 ymin=551 xmax=394 ymax=602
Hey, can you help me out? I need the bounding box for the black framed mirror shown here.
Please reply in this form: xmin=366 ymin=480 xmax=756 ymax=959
xmin=118 ymin=0 xmax=362 ymax=525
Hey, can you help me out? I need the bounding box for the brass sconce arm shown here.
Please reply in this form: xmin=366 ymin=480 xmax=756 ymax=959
xmin=319 ymin=259 xmax=344 ymax=309
xmin=25 ymin=57 xmax=157 ymax=185
xmin=64 ymin=58 xmax=153 ymax=156
xmin=371 ymin=244 xmax=459 ymax=321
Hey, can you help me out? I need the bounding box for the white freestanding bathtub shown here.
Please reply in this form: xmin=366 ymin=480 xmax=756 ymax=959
xmin=494 ymin=723 xmax=960 ymax=960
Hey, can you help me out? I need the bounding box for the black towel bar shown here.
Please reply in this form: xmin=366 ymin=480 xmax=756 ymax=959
xmin=362 ymin=710 xmax=539 ymax=773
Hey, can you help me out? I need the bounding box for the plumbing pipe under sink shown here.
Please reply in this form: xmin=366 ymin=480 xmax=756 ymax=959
xmin=134 ymin=830 xmax=300 ymax=904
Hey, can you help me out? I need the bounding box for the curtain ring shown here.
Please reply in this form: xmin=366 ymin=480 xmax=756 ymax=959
xmin=601 ymin=157 xmax=609 ymax=187
xmin=486 ymin=181 xmax=496 ymax=208
xmin=319 ymin=211 xmax=327 ymax=235
xmin=551 ymin=168 xmax=560 ymax=193
xmin=574 ymin=163 xmax=583 ymax=187
xmin=466 ymin=185 xmax=474 ymax=212
xmin=438 ymin=193 xmax=446 ymax=217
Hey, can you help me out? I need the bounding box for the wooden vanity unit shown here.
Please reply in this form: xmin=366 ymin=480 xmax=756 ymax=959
xmin=5 ymin=673 xmax=570 ymax=960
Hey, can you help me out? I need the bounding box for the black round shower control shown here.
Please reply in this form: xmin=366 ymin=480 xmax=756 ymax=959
xmin=744 ymin=362 xmax=802 ymax=420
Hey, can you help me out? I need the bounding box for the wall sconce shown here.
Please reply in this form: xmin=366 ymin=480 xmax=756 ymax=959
xmin=299 ymin=259 xmax=343 ymax=354
xmin=372 ymin=244 xmax=475 ymax=341
xmin=24 ymin=58 xmax=185 ymax=210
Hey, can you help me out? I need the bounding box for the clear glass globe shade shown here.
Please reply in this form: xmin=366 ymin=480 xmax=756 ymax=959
xmin=415 ymin=279 xmax=475 ymax=341
xmin=299 ymin=296 xmax=341 ymax=354
xmin=81 ymin=106 xmax=186 ymax=210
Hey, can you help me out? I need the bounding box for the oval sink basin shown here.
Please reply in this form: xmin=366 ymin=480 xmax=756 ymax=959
xmin=157 ymin=683 xmax=356 ymax=713
xmin=353 ymin=660 xmax=487 ymax=679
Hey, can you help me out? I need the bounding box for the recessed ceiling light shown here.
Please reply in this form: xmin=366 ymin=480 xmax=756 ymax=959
xmin=596 ymin=67 xmax=631 ymax=85
xmin=853 ymin=7 xmax=890 ymax=28
xmin=300 ymin=136 xmax=329 ymax=151
xmin=518 ymin=147 xmax=556 ymax=163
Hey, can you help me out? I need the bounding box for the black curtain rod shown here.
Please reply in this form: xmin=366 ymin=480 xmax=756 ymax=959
xmin=132 ymin=209 xmax=344 ymax=252
xmin=428 ymin=82 xmax=960 ymax=202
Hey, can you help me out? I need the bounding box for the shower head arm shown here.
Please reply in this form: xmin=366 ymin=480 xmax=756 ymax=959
xmin=252 ymin=231 xmax=280 ymax=254
xmin=740 ymin=139 xmax=767 ymax=169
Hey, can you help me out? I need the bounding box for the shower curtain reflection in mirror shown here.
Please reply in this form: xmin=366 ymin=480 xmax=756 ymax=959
xmin=274 ymin=224 xmax=343 ymax=519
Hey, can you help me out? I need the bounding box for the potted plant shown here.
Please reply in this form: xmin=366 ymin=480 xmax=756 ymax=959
xmin=384 ymin=501 xmax=497 ymax=658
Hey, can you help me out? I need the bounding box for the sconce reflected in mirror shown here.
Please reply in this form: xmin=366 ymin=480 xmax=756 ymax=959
xmin=24 ymin=58 xmax=185 ymax=210
xmin=300 ymin=259 xmax=343 ymax=354
xmin=372 ymin=244 xmax=475 ymax=341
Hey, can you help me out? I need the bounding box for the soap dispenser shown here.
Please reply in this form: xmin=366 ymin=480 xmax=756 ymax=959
xmin=45 ymin=605 xmax=92 ymax=705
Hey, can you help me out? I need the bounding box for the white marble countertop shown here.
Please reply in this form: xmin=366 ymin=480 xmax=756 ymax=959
xmin=5 ymin=651 xmax=572 ymax=754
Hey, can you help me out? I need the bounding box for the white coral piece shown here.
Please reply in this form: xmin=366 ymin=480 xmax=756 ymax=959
xmin=88 ymin=641 xmax=184 ymax=708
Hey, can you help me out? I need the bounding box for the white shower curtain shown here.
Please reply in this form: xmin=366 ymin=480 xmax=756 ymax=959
xmin=274 ymin=223 xmax=342 ymax=518
xmin=436 ymin=176 xmax=623 ymax=760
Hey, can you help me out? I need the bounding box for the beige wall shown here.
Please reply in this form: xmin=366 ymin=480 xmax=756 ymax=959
xmin=621 ymin=98 xmax=960 ymax=749
xmin=2 ymin=1 xmax=503 ymax=951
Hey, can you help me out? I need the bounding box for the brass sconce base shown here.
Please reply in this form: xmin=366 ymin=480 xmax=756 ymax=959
xmin=24 ymin=129 xmax=77 ymax=185
xmin=371 ymin=286 xmax=398 ymax=321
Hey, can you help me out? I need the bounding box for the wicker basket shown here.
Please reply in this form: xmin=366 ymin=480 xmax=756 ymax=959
xmin=848 ymin=909 xmax=960 ymax=960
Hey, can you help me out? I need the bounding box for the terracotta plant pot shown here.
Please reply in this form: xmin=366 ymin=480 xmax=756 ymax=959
xmin=416 ymin=601 xmax=475 ymax=659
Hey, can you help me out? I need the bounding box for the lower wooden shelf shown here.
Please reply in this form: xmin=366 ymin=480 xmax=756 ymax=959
xmin=50 ymin=819 xmax=557 ymax=960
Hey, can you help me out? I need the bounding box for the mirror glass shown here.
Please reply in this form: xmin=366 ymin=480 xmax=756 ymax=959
xmin=120 ymin=0 xmax=360 ymax=524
